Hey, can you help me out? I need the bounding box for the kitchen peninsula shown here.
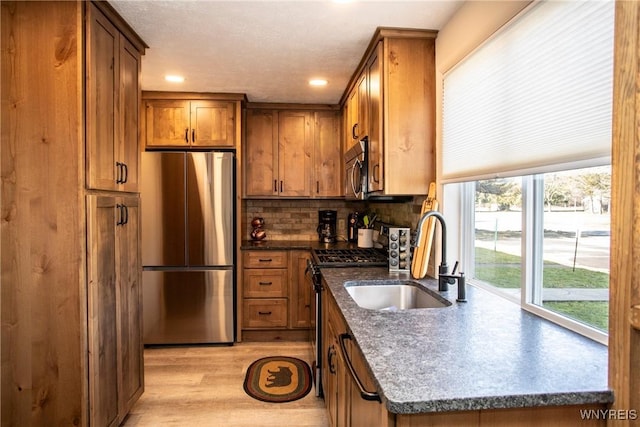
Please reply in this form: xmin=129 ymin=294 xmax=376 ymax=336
xmin=321 ymin=266 xmax=612 ymax=425
xmin=240 ymin=240 xmax=612 ymax=425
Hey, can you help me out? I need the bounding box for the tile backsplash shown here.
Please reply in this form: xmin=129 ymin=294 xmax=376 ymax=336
xmin=242 ymin=197 xmax=426 ymax=241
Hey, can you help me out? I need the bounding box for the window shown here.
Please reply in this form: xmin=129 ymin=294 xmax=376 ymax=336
xmin=442 ymin=0 xmax=614 ymax=343
xmin=470 ymin=166 xmax=610 ymax=341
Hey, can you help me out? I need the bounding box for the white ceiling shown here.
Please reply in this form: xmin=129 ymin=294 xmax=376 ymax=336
xmin=109 ymin=0 xmax=463 ymax=104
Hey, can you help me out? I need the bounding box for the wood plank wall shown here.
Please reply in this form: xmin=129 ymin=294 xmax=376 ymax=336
xmin=609 ymin=1 xmax=640 ymax=425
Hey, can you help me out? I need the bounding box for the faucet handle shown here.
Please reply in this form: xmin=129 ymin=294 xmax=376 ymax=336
xmin=451 ymin=261 xmax=459 ymax=275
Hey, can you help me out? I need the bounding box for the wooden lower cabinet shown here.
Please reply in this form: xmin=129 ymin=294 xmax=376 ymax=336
xmin=393 ymin=405 xmax=607 ymax=426
xmin=323 ymin=287 xmax=608 ymax=427
xmin=243 ymin=299 xmax=288 ymax=328
xmin=289 ymin=250 xmax=313 ymax=329
xmin=241 ymin=249 xmax=313 ymax=340
xmin=324 ymin=286 xmax=385 ymax=427
xmin=87 ymin=194 xmax=143 ymax=427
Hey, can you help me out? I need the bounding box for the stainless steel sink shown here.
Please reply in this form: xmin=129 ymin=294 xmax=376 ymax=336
xmin=344 ymin=280 xmax=451 ymax=311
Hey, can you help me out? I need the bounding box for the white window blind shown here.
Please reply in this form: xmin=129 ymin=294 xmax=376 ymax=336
xmin=442 ymin=0 xmax=614 ymax=183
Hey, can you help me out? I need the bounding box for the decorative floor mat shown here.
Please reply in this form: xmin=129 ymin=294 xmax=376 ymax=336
xmin=243 ymin=356 xmax=312 ymax=403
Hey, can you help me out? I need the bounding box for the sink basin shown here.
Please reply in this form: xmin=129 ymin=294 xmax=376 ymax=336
xmin=344 ymin=280 xmax=451 ymax=311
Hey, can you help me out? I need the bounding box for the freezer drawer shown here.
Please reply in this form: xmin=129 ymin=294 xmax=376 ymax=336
xmin=143 ymin=270 xmax=234 ymax=344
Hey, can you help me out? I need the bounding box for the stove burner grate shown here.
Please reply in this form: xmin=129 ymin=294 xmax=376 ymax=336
xmin=313 ymin=248 xmax=388 ymax=267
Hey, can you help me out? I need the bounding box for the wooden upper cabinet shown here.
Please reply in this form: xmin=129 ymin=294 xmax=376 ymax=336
xmin=346 ymin=73 xmax=367 ymax=144
xmin=144 ymin=94 xmax=242 ymax=149
xmin=278 ymin=110 xmax=313 ymax=197
xmin=144 ymin=100 xmax=190 ymax=146
xmin=382 ymin=35 xmax=435 ymax=196
xmin=313 ymin=111 xmax=342 ymax=197
xmin=367 ymin=41 xmax=383 ymax=193
xmin=356 ymin=72 xmax=368 ymax=141
xmin=341 ymin=29 xmax=436 ymax=197
xmin=191 ymin=101 xmax=236 ymax=147
xmin=244 ymin=107 xmax=341 ymax=198
xmin=346 ymin=87 xmax=358 ymax=142
xmin=245 ymin=109 xmax=278 ymax=196
xmin=120 ymin=38 xmax=140 ymax=192
xmin=86 ymin=3 xmax=141 ymax=193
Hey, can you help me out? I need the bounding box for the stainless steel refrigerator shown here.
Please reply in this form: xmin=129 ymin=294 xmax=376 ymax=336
xmin=141 ymin=151 xmax=235 ymax=345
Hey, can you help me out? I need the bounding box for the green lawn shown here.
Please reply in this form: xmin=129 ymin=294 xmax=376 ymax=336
xmin=474 ymin=247 xmax=609 ymax=331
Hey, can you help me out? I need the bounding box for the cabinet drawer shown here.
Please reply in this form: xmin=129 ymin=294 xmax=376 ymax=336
xmin=243 ymin=251 xmax=288 ymax=268
xmin=243 ymin=299 xmax=288 ymax=328
xmin=244 ymin=269 xmax=287 ymax=297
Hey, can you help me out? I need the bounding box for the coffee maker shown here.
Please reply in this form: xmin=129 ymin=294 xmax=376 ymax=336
xmin=317 ymin=210 xmax=337 ymax=243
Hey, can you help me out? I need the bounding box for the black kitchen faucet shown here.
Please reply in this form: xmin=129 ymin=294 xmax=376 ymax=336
xmin=414 ymin=211 xmax=466 ymax=302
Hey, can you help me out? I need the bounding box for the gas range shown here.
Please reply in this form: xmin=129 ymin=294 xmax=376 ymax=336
xmin=307 ymin=246 xmax=388 ymax=398
xmin=312 ymin=247 xmax=388 ymax=268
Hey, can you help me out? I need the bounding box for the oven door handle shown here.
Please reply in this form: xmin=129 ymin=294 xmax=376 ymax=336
xmin=306 ymin=259 xmax=322 ymax=291
xmin=305 ymin=259 xmax=313 ymax=276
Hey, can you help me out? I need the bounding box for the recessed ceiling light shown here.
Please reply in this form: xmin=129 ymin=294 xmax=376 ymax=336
xmin=165 ymin=75 xmax=185 ymax=83
xmin=309 ymin=79 xmax=328 ymax=87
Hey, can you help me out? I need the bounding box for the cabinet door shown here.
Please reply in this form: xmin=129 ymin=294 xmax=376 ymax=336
xmin=324 ymin=315 xmax=339 ymax=427
xmin=87 ymin=196 xmax=120 ymax=427
xmin=367 ymin=42 xmax=383 ymax=193
xmin=347 ymin=88 xmax=359 ymax=142
xmin=87 ymin=195 xmax=143 ymax=426
xmin=289 ymin=251 xmax=313 ymax=328
xmin=116 ymin=196 xmax=143 ymax=411
xmin=349 ymin=342 xmax=384 ymax=427
xmin=144 ymin=99 xmax=190 ymax=147
xmin=325 ymin=293 xmax=350 ymax=427
xmin=86 ymin=4 xmax=119 ymax=191
xmin=245 ymin=109 xmax=278 ymax=196
xmin=191 ymin=100 xmax=236 ymax=147
xmin=356 ymin=72 xmax=368 ymax=141
xmin=278 ymin=111 xmax=313 ymax=197
xmin=313 ymin=112 xmax=342 ymax=197
xmin=119 ymin=37 xmax=140 ymax=192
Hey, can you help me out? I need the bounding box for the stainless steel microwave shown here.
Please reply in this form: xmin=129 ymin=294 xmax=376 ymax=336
xmin=344 ymin=137 xmax=367 ymax=200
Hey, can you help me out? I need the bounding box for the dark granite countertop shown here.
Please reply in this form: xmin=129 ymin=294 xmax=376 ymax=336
xmin=241 ymin=239 xmax=361 ymax=251
xmin=320 ymin=267 xmax=613 ymax=415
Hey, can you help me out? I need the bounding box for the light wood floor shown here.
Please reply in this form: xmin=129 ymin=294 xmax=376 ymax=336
xmin=122 ymin=342 xmax=329 ymax=427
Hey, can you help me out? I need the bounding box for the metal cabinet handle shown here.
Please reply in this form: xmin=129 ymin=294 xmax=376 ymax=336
xmin=327 ymin=345 xmax=336 ymax=374
xmin=117 ymin=204 xmax=129 ymax=225
xmin=274 ymin=180 xmax=278 ymax=192
xmin=352 ymin=123 xmax=359 ymax=140
xmin=116 ymin=203 xmax=128 ymax=226
xmin=338 ymin=333 xmax=381 ymax=402
xmin=280 ymin=181 xmax=283 ymax=193
xmin=185 ymin=128 xmax=189 ymax=143
xmin=115 ymin=162 xmax=122 ymax=184
xmin=258 ymin=311 xmax=272 ymax=315
xmin=258 ymin=281 xmax=273 ymax=286
xmin=192 ymin=129 xmax=195 ymax=143
xmin=258 ymin=258 xmax=272 ymax=262
xmin=122 ymin=162 xmax=128 ymax=184
xmin=372 ymin=164 xmax=380 ymax=184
